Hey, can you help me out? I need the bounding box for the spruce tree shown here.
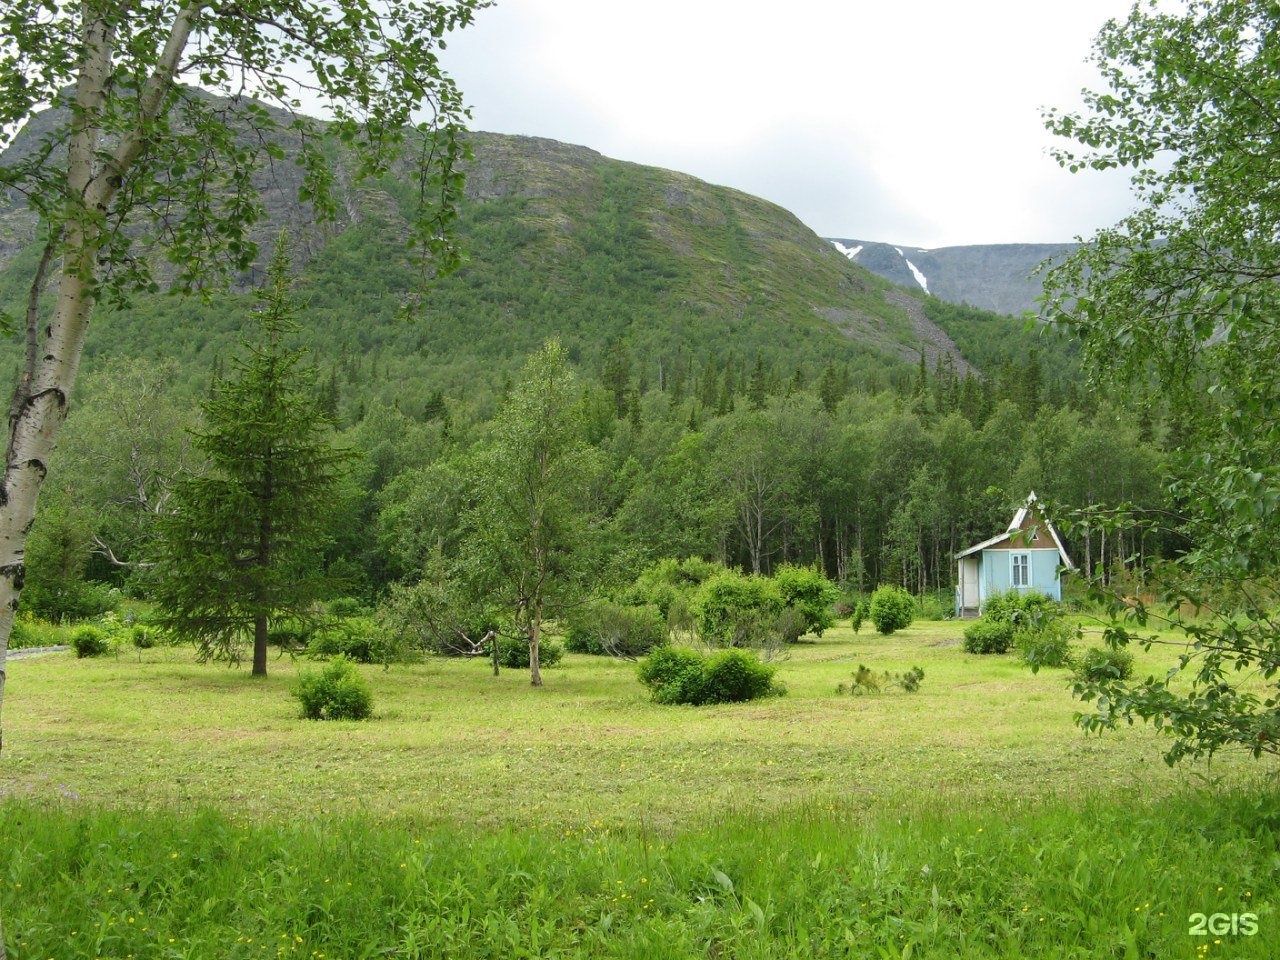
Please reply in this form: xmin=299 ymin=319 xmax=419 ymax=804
xmin=153 ymin=236 xmax=352 ymax=676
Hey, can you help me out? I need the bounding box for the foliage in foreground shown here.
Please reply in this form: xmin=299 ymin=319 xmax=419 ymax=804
xmin=3 ymin=787 xmax=1278 ymax=958
xmin=1042 ymin=0 xmax=1280 ymax=761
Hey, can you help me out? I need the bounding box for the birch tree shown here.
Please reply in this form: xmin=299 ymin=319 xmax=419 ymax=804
xmin=0 ymin=0 xmax=486 ymax=745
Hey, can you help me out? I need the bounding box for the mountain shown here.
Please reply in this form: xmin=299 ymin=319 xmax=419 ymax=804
xmin=1 ymin=96 xmax=1053 ymax=421
xmin=828 ymin=238 xmax=1083 ymax=317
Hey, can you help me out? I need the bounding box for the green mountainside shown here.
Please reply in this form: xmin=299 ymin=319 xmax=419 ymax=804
xmin=0 ymin=100 xmax=1048 ymax=418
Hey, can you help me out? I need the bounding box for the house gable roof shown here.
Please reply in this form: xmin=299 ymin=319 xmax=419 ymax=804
xmin=955 ymin=492 xmax=1075 ymax=569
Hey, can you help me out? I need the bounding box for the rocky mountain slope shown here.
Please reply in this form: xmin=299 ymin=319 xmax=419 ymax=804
xmin=1 ymin=95 xmax=1036 ymax=406
xmin=829 ymin=238 xmax=1082 ymax=317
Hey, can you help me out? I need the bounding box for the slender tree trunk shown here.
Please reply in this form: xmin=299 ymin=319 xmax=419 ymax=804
xmin=528 ymin=600 xmax=543 ymax=687
xmin=254 ymin=613 xmax=268 ymax=676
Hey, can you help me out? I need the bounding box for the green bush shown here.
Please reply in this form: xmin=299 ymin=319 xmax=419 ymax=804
xmin=983 ymin=591 xmax=1059 ymax=628
xmin=693 ymin=570 xmax=781 ymax=645
xmin=498 ymin=637 xmax=564 ymax=670
xmin=1074 ymin=646 xmax=1135 ymax=682
xmin=773 ymin=607 xmax=809 ymax=645
xmin=962 ymin=619 xmax=1015 ymax=654
xmin=306 ymin=617 xmax=400 ymax=664
xmin=1016 ymin=620 xmax=1075 ymax=669
xmin=915 ymin=592 xmax=950 ymax=621
xmin=19 ymin=579 xmax=118 ymax=624
xmin=622 ymin=557 xmax=724 ymax=618
xmin=70 ymin=625 xmax=111 ymax=658
xmin=868 ymin=586 xmax=914 ymax=635
xmin=699 ymin=649 xmax=778 ymax=704
xmin=292 ymin=655 xmax=373 ymax=720
xmin=772 ymin=564 xmax=839 ymax=637
xmin=562 ymin=602 xmax=667 ymax=657
xmin=838 ymin=664 xmax=925 ymax=695
xmin=637 ymin=645 xmax=781 ymax=705
xmin=636 ymin=645 xmax=707 ymax=704
xmin=850 ymin=599 xmax=867 ymax=634
xmin=129 ymin=624 xmax=157 ymax=649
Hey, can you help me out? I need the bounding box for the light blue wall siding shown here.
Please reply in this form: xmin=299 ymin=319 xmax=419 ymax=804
xmin=978 ymin=548 xmax=1063 ymax=607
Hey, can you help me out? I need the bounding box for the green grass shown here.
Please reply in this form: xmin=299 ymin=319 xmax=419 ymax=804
xmin=2 ymin=619 xmax=1278 ymax=956
xmin=0 ymin=620 xmax=1263 ymax=825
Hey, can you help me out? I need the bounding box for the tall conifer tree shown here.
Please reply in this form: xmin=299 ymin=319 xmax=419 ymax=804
xmin=153 ymin=235 xmax=352 ymax=676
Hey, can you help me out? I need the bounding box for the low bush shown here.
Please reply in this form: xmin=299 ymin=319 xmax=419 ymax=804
xmin=772 ymin=564 xmax=840 ymax=637
xmin=983 ymin=591 xmax=1059 ymax=628
xmin=498 ymin=637 xmax=564 ymax=670
xmin=693 ymin=570 xmax=781 ymax=645
xmin=700 ymin=649 xmax=778 ymax=704
xmin=1074 ymin=646 xmax=1135 ymax=682
xmin=293 ymin=655 xmax=373 ymax=720
xmin=129 ymin=624 xmax=158 ymax=649
xmin=637 ymin=645 xmax=707 ymax=704
xmin=915 ymin=592 xmax=950 ymax=621
xmin=963 ymin=619 xmax=1014 ymax=655
xmin=307 ymin=617 xmax=402 ymax=664
xmin=868 ymin=586 xmax=914 ymax=635
xmin=19 ymin=579 xmax=118 ymax=624
xmin=7 ymin=617 xmax=43 ymax=650
xmin=850 ymin=599 xmax=867 ymax=634
xmin=563 ymin=602 xmax=667 ymax=657
xmin=837 ymin=664 xmax=925 ymax=696
xmin=70 ymin=625 xmax=111 ymax=658
xmin=637 ymin=645 xmax=781 ymax=705
xmin=1016 ymin=620 xmax=1075 ymax=669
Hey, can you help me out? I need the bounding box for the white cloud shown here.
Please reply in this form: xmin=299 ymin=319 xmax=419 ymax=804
xmin=440 ymin=0 xmax=1140 ymax=247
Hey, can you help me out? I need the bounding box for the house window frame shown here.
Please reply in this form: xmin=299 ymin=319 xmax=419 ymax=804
xmin=1011 ymin=552 xmax=1031 ymax=589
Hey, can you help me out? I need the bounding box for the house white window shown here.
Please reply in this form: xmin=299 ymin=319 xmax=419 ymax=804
xmin=1011 ymin=553 xmax=1031 ymax=588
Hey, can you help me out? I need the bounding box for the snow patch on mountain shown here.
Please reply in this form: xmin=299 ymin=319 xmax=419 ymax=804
xmin=904 ymin=259 xmax=929 ymax=293
xmin=831 ymin=240 xmax=863 ymax=260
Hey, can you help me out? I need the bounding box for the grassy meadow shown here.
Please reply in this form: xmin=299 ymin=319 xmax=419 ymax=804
xmin=2 ymin=619 xmax=1278 ymax=957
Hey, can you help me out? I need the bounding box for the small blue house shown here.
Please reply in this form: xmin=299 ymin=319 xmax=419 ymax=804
xmin=954 ymin=492 xmax=1074 ymax=618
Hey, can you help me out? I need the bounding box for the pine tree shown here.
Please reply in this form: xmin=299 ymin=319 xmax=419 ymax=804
xmin=152 ymin=236 xmax=353 ymax=676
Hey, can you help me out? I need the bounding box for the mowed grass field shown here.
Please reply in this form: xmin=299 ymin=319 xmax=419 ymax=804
xmin=1 ymin=619 xmax=1263 ymax=825
xmin=2 ymin=619 xmax=1278 ymax=958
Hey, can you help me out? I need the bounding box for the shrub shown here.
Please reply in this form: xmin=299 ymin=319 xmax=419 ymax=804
xmin=772 ymin=564 xmax=840 ymax=637
xmin=838 ymin=664 xmax=925 ymax=695
xmin=693 ymin=570 xmax=781 ymax=645
xmin=962 ymin=619 xmax=1015 ymax=654
xmin=498 ymin=637 xmax=564 ymax=670
xmin=850 ymin=599 xmax=867 ymax=634
xmin=327 ymin=597 xmax=370 ymax=618
xmin=637 ymin=645 xmax=781 ymax=705
xmin=1074 ymin=646 xmax=1135 ymax=683
xmin=868 ymin=586 xmax=915 ymax=635
xmin=307 ymin=617 xmax=403 ymax=664
xmin=983 ymin=591 xmax=1059 ymax=628
xmin=699 ymin=649 xmax=777 ymax=704
xmin=915 ymin=592 xmax=950 ymax=621
xmin=637 ymin=645 xmax=707 ymax=704
xmin=130 ymin=624 xmax=157 ymax=649
xmin=20 ymin=579 xmax=118 ymax=624
xmin=1016 ymin=620 xmax=1075 ymax=669
xmin=622 ymin=557 xmax=725 ymax=618
xmin=70 ymin=625 xmax=111 ymax=658
xmin=563 ymin=602 xmax=667 ymax=657
xmin=293 ymin=655 xmax=373 ymax=720
xmin=773 ymin=607 xmax=809 ymax=645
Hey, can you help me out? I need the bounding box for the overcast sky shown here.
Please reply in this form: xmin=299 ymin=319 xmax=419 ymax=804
xmin=438 ymin=0 xmax=1141 ymax=249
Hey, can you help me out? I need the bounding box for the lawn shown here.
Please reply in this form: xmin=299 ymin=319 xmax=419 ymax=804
xmin=1 ymin=619 xmax=1260 ymax=827
xmin=2 ymin=619 xmax=1277 ymax=958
